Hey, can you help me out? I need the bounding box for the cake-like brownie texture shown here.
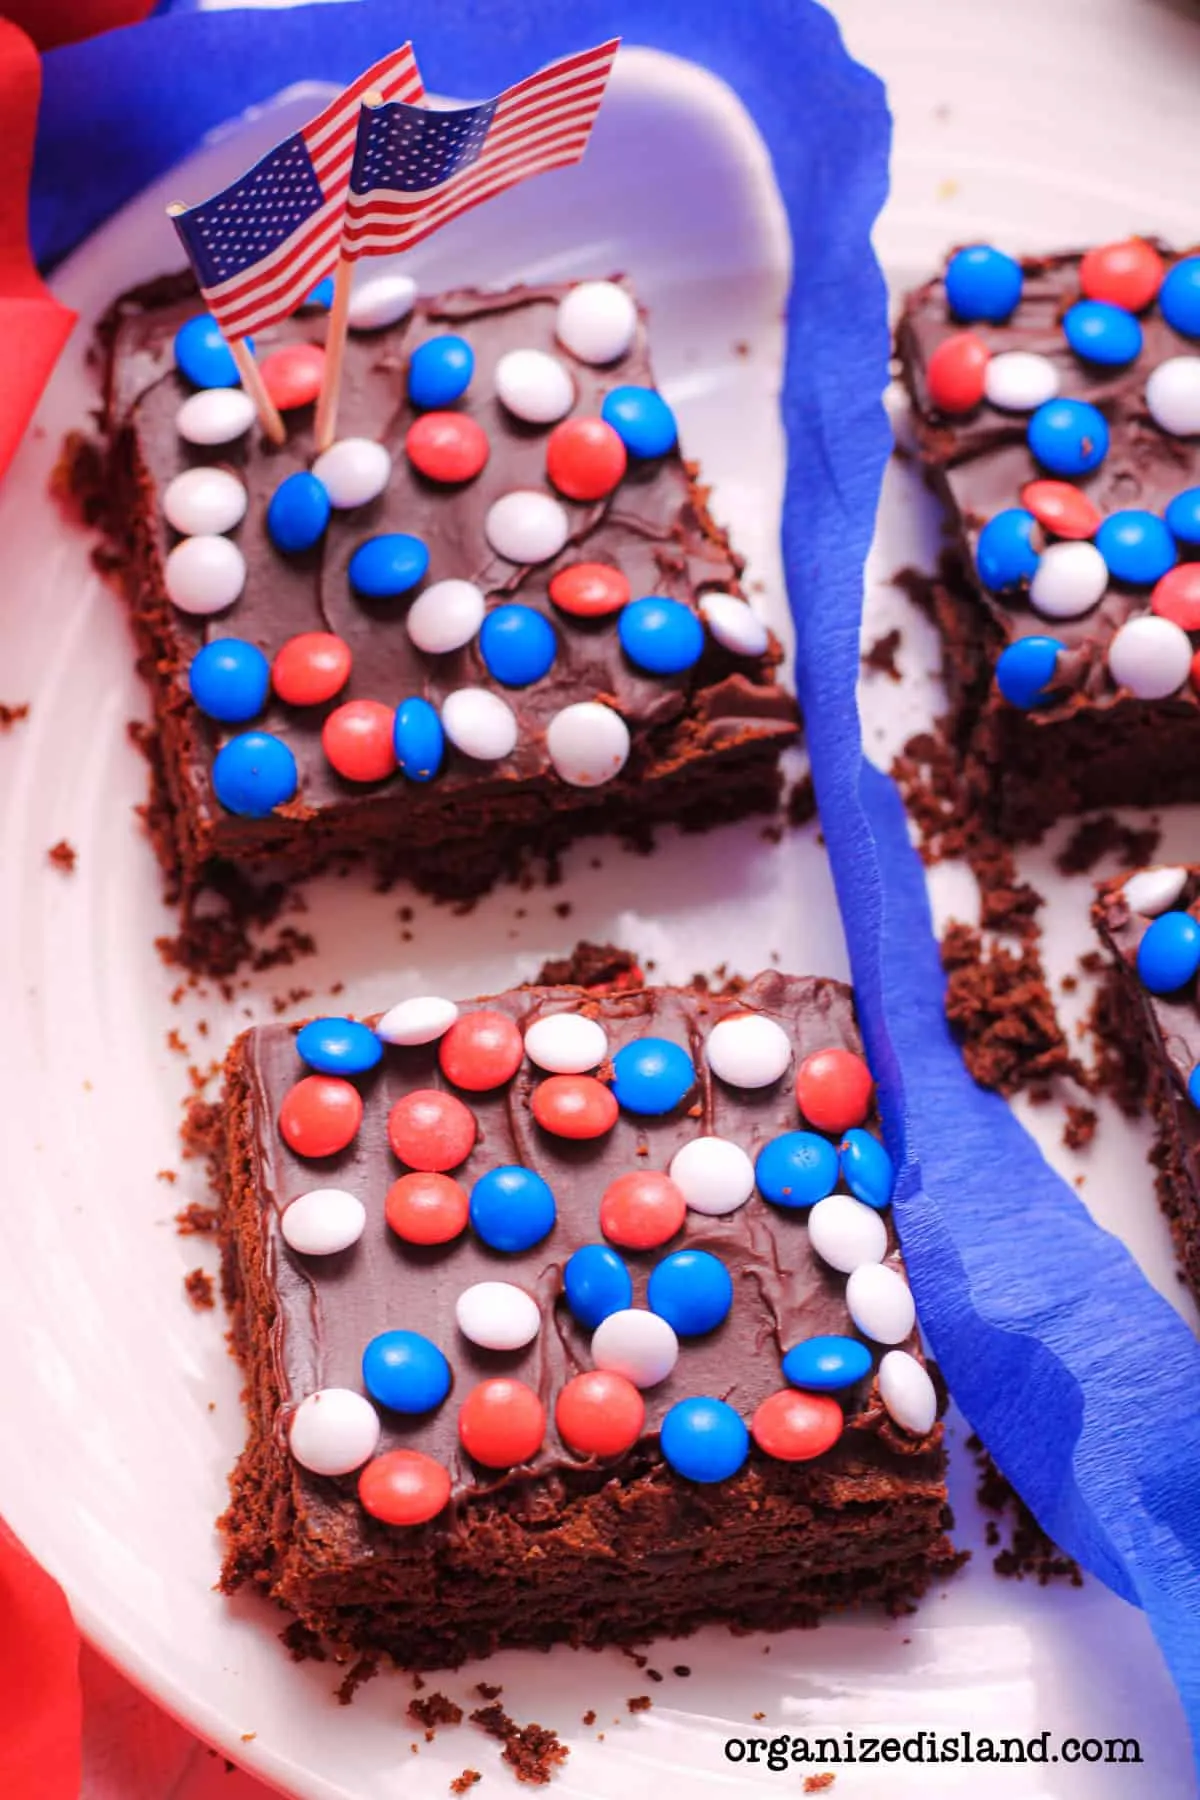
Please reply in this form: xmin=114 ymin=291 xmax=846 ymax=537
xmin=897 ymin=242 xmax=1200 ymax=840
xmin=92 ymin=273 xmax=796 ymax=964
xmin=216 ymin=969 xmax=956 ymax=1669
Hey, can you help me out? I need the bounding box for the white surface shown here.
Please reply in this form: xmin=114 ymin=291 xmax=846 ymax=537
xmin=0 ymin=8 xmax=1195 ymax=1800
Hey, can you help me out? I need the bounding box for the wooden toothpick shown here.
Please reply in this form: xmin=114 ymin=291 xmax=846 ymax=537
xmin=313 ymin=89 xmax=386 ymax=452
xmin=166 ymin=203 xmax=286 ymax=446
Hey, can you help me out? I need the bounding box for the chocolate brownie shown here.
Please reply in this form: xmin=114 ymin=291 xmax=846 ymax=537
xmin=216 ymin=970 xmax=956 ymax=1668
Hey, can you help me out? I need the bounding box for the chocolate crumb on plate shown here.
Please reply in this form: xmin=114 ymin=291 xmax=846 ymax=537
xmin=410 ymin=1694 xmax=465 ymax=1733
xmin=1062 ymin=1104 xmax=1098 ymax=1151
xmin=450 ymin=1774 xmax=482 ymax=1795
xmin=968 ymin=1435 xmax=1083 ymax=1586
xmin=861 ymin=625 xmax=903 ymax=681
xmin=627 ymin=1696 xmax=652 ymax=1713
xmin=0 ymin=703 xmax=30 ymax=729
xmin=183 ymin=1267 xmax=214 ymax=1310
xmin=47 ymin=838 xmax=77 ymax=873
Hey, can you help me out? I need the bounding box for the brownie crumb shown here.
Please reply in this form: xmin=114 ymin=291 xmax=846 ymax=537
xmin=862 ymin=626 xmax=902 ymax=681
xmin=175 ymin=1200 xmax=219 ymax=1235
xmin=1056 ymin=814 xmax=1162 ymax=878
xmin=280 ymin=1622 xmax=327 ymax=1663
xmin=0 ymin=703 xmax=30 ymax=730
xmin=941 ymin=922 xmax=1080 ymax=1094
xmin=582 ymin=1711 xmax=596 ymax=1727
xmin=535 ymin=941 xmax=643 ymax=993
xmin=627 ymin=1696 xmax=651 ymax=1713
xmin=47 ymin=839 xmax=77 ymax=874
xmin=752 ymin=1711 xmax=766 ymax=1722
xmin=785 ymin=774 xmax=817 ymax=829
xmin=183 ymin=1267 xmax=215 ymax=1309
xmin=476 ymin=1682 xmax=503 ymax=1700
xmin=410 ymin=1693 xmax=465 ymax=1732
xmin=470 ymin=1704 xmax=569 ymax=1785
xmin=156 ymin=1168 xmax=177 ymax=1184
xmin=335 ymin=1656 xmax=378 ymax=1706
xmin=1084 ymin=962 xmax=1147 ymax=1119
xmin=646 ymin=1668 xmax=663 ymax=1683
xmin=1063 ymin=1104 xmax=1098 ymax=1151
xmin=968 ymin=1436 xmax=1083 ymax=1586
xmin=804 ymin=1777 xmax=836 ymax=1793
xmin=451 ymin=1774 xmax=481 ymax=1795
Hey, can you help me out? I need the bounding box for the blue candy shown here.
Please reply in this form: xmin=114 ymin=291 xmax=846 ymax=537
xmin=944 ymin=245 xmax=1023 ymax=323
xmin=1063 ymin=300 xmax=1142 ymax=367
xmin=995 ymin=635 xmax=1064 ymax=709
xmin=212 ymin=731 xmax=297 ymax=817
xmin=1189 ymin=1066 xmax=1200 ymax=1110
xmin=618 ymin=597 xmax=704 ymax=675
xmin=975 ymin=509 xmax=1039 ymax=593
xmin=1095 ymin=511 xmax=1177 ymax=585
xmin=782 ymin=1335 xmax=873 ymax=1392
xmin=1136 ymin=911 xmax=1200 ymax=995
xmin=610 ymin=1037 xmax=696 ymax=1115
xmin=601 ymin=386 xmax=678 ymax=459
xmin=408 ymin=335 xmax=474 ymax=408
xmin=480 ymin=605 xmax=557 ymax=686
xmin=1160 ymin=256 xmax=1200 ymax=338
xmin=563 ymin=1244 xmax=633 ymax=1329
xmin=362 ymin=1329 xmax=451 ymax=1414
xmin=838 ymin=1128 xmax=894 ymax=1210
xmin=660 ymin=1396 xmax=749 ymax=1483
xmin=173 ymin=314 xmax=247 ymax=388
xmin=295 ymin=1016 xmax=383 ymax=1076
xmin=305 ymin=277 xmax=335 ymax=309
xmin=188 ymin=638 xmax=269 ymax=723
xmin=648 ymin=1249 xmax=733 ymax=1336
xmin=755 ymin=1131 xmax=838 ymax=1209
xmin=267 ymin=471 xmax=331 ymax=554
xmin=394 ymin=696 xmax=445 ymax=783
xmin=1027 ymin=399 xmax=1110 ymax=477
xmin=470 ymin=1166 xmax=556 ymax=1253
xmin=349 ymin=532 xmax=430 ymax=598
xmin=1166 ymin=487 xmax=1200 ymax=546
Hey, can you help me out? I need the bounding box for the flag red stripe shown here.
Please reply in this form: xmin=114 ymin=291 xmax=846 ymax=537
xmin=500 ymin=38 xmax=617 ymax=105
xmin=210 ymin=217 xmax=343 ymax=336
xmin=344 ymin=144 xmax=587 ymax=257
xmin=200 ymin=200 xmax=342 ymax=324
xmin=308 ymin=69 xmax=424 ymax=177
xmin=302 ymin=47 xmax=423 ymax=154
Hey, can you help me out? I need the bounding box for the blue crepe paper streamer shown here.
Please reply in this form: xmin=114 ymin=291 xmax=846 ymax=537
xmin=31 ymin=0 xmax=1200 ymax=1764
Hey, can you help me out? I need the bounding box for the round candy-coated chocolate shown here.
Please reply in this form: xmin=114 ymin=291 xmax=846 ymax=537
xmin=458 ymin=1378 xmax=545 ymax=1468
xmin=755 ymin=1131 xmax=838 ymax=1209
xmin=385 ymin=1171 xmax=469 ymax=1245
xmin=439 ymin=1010 xmax=523 ymax=1091
xmin=944 ymin=245 xmax=1023 ymax=323
xmin=545 ymin=702 xmax=631 ymax=787
xmin=485 ymin=490 xmax=570 ymax=564
xmin=1020 ymin=480 xmax=1102 ymax=540
xmin=260 ymin=343 xmax=325 ymax=410
xmin=669 ymin=1137 xmax=755 ymax=1217
xmin=1190 ymin=1066 xmax=1200 ymax=1109
xmin=313 ymin=438 xmax=391 ymax=509
xmin=470 ymin=1165 xmax=556 ymax=1252
xmin=165 ymin=535 xmax=246 ymax=614
xmin=1160 ymin=256 xmax=1200 ymax=337
xmin=174 ymin=314 xmax=243 ymax=388
xmin=358 ymin=1449 xmax=450 ymax=1526
xmin=563 ymin=1243 xmax=633 ymax=1328
xmin=212 ymin=731 xmax=297 ymax=816
xmin=1029 ymin=540 xmax=1107 ymax=619
xmin=394 ymin=696 xmax=445 ymax=782
xmin=591 ymin=1308 xmax=678 ymax=1389
xmin=878 ymin=1349 xmax=937 ymax=1435
xmin=524 ymin=1011 xmax=607 ymax=1074
xmin=975 ymin=509 xmax=1039 ymax=593
xmin=267 ymin=471 xmax=330 ymax=553
xmin=782 ymin=1334 xmax=873 ymax=1392
xmin=407 ymin=579 xmax=485 ymax=655
xmin=556 ymin=281 xmax=637 ymax=364
xmin=279 ymin=1075 xmax=363 ymax=1157
xmin=555 ymin=1370 xmax=644 ymax=1458
xmin=1108 ymin=615 xmax=1191 ymax=699
xmin=348 ymin=273 xmax=417 ymax=332
xmin=188 ymin=638 xmax=269 ymax=723
xmin=808 ymin=1193 xmax=888 ymax=1273
xmin=838 ymin=1127 xmax=894 ymax=1209
xmin=272 ymin=632 xmax=352 ymax=706
xmin=995 ymin=635 xmax=1064 ymax=708
xmin=322 ymin=699 xmax=397 ymax=782
xmin=494 ymin=347 xmax=574 ymax=423
xmin=599 ymin=1171 xmax=686 ymax=1250
xmin=175 ymin=387 xmax=257 ymax=447
xmin=1152 ymin=564 xmax=1200 ymax=631
xmin=1027 ymin=399 xmax=1109 ymax=476
xmin=647 ymin=1249 xmax=733 ymax=1336
xmin=533 ymin=1075 xmax=619 ymax=1139
xmin=699 ymin=593 xmax=770 ymax=658
xmin=377 ymin=996 xmax=458 ymax=1045
xmin=408 ymin=334 xmax=474 ymax=408
xmin=751 ymin=1389 xmax=842 ymax=1462
xmin=1166 ymin=486 xmax=1200 ymax=545
xmin=546 ymin=415 xmax=627 ymax=501
xmin=796 ymin=1047 xmax=873 ymax=1132
xmin=600 ymin=385 xmax=677 ymax=458
xmin=406 ymin=411 xmax=489 ymax=484
xmin=349 ymin=533 xmax=429 ymax=597
xmin=289 ymin=1388 xmax=379 ymax=1475
xmin=295 ymin=1016 xmax=383 ymax=1076
xmin=1063 ymin=299 xmax=1142 ymax=366
xmin=1080 ymin=239 xmax=1165 ymax=311
xmin=479 ymin=604 xmax=557 ymax=686
xmin=456 ymin=1281 xmax=540 ymax=1351
xmin=388 ymin=1089 xmax=476 ymax=1170
xmin=441 ymin=688 xmax=518 ymax=761
xmin=163 ymin=466 xmax=247 ymax=536
xmin=305 ymin=277 xmax=335 ymax=309
xmin=1123 ymin=866 xmax=1188 ymax=918
xmin=363 ymin=1329 xmax=451 ymax=1414
xmin=281 ymin=1187 xmax=366 ymax=1257
xmin=549 ymin=562 xmax=630 ymax=618
xmin=983 ymin=350 xmax=1059 ymax=413
xmin=1095 ymin=511 xmax=1177 ymax=584
xmin=925 ymin=331 xmax=988 ymax=413
xmin=705 ymin=1013 xmax=791 ymax=1089
xmin=660 ymin=1396 xmax=748 ymax=1482
xmin=611 ymin=1037 xmax=695 ymax=1115
xmin=846 ymin=1263 xmax=915 ymax=1345
xmin=1136 ymin=910 xmax=1200 ymax=993
xmin=618 ymin=596 xmax=704 ymax=675
xmin=1146 ymin=356 xmax=1200 ymax=436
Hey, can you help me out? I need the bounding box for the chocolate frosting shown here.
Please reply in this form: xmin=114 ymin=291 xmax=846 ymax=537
xmin=1095 ymin=871 xmax=1200 ymax=1118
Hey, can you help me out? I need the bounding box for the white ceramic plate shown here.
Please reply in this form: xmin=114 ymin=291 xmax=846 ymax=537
xmin=1 ymin=13 xmax=1197 ymax=1799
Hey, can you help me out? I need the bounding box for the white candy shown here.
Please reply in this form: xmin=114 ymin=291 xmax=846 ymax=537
xmin=1107 ymin=615 xmax=1191 ymax=699
xmin=1028 ymin=540 xmax=1107 ymax=620
xmin=524 ymin=1011 xmax=608 ymax=1074
xmin=164 ymin=534 xmax=246 ymax=615
xmin=705 ymin=1013 xmax=791 ymax=1088
xmin=983 ymin=350 xmax=1060 ymax=412
xmin=545 ymin=701 xmax=630 ymax=787
xmin=376 ymin=995 xmax=459 ymax=1045
xmin=699 ymin=593 xmax=770 ymax=658
xmin=1146 ymin=356 xmax=1200 ymax=437
xmin=807 ymin=1194 xmax=888 ymax=1274
xmin=348 ymin=272 xmax=417 ymax=333
xmin=441 ymin=687 xmax=518 ymax=761
xmin=485 ymin=490 xmax=570 ymax=564
xmin=495 ymin=348 xmax=575 ymax=424
xmin=281 ymin=1188 xmax=366 ymax=1257
xmin=288 ymin=1388 xmax=380 ymax=1476
xmin=163 ymin=466 xmax=247 ymax=537
xmin=406 ymin=578 xmax=485 ymax=655
xmin=846 ymin=1263 xmax=916 ymax=1345
xmin=1123 ymin=865 xmax=1188 ymax=917
xmin=878 ymin=1349 xmax=937 ymax=1436
xmin=312 ymin=437 xmax=391 ymax=508
xmin=176 ymin=387 xmax=257 ymax=447
xmin=456 ymin=1280 xmax=540 ymax=1351
xmin=556 ymin=281 xmax=637 ymax=365
xmin=591 ymin=1308 xmax=678 ymax=1388
xmin=668 ymin=1136 xmax=756 ymax=1217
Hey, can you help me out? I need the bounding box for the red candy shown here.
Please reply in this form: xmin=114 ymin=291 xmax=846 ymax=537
xmin=1079 ymin=238 xmax=1165 ymax=313
xmin=549 ymin=562 xmax=631 ymax=619
xmin=795 ymin=1047 xmax=873 ymax=1133
xmin=555 ymin=1371 xmax=645 ymax=1457
xmin=599 ymin=1169 xmax=686 ymax=1249
xmin=259 ymin=343 xmax=326 ymax=410
xmin=385 ymin=1171 xmax=470 ymax=1245
xmin=438 ymin=1010 xmax=523 ymax=1092
xmin=751 ymin=1389 xmax=843 ymax=1462
xmin=406 ymin=411 xmax=490 ymax=484
xmin=545 ymin=416 xmax=627 ymax=501
xmin=322 ymin=698 xmax=397 ymax=783
xmin=459 ymin=1378 xmax=546 ymax=1468
xmin=925 ymin=331 xmax=989 ymax=414
xmin=272 ymin=631 xmax=352 ymax=706
xmin=387 ymin=1089 xmax=477 ymax=1171
xmin=1020 ymin=480 xmax=1102 ymax=541
xmin=358 ymin=1449 xmax=451 ymax=1526
xmin=279 ymin=1075 xmax=363 ymax=1158
xmin=1152 ymin=564 xmax=1200 ymax=633
xmin=532 ymin=1075 xmax=619 ymax=1140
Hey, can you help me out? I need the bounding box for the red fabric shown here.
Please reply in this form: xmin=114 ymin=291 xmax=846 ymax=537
xmin=0 ymin=1522 xmax=81 ymax=1798
xmin=0 ymin=2 xmax=154 ymax=53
